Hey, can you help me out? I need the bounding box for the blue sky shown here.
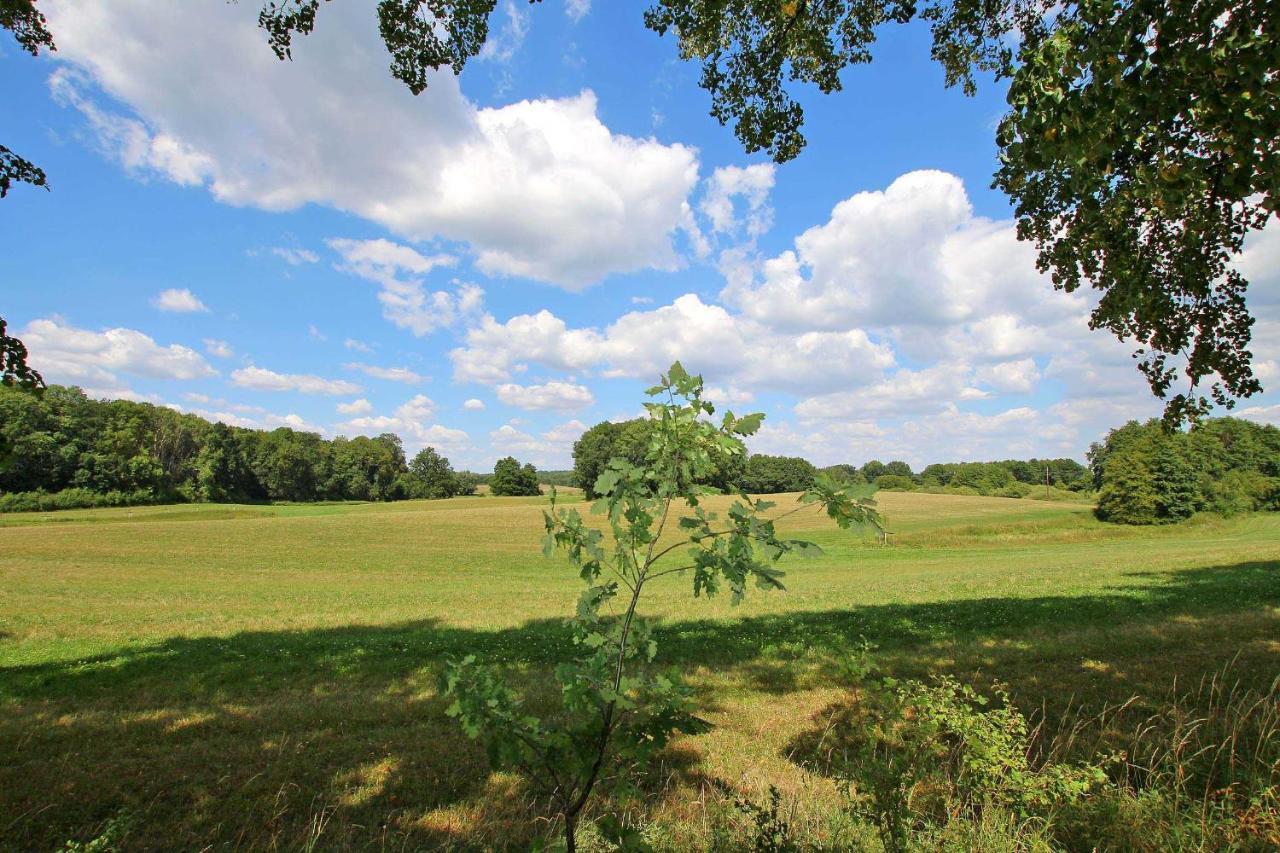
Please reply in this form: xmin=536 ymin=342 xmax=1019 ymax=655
xmin=3 ymin=0 xmax=1277 ymax=471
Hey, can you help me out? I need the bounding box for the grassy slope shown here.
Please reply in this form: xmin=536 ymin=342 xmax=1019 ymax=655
xmin=1 ymin=493 xmax=1277 ymax=849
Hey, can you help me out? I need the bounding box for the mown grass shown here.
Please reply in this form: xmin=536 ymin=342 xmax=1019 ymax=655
xmin=1 ymin=492 xmax=1277 ymax=850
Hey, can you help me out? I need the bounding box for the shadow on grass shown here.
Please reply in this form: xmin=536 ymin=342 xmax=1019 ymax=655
xmin=1 ymin=559 xmax=1276 ymax=850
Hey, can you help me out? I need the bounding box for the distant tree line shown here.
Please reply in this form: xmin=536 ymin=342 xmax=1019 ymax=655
xmin=0 ymin=384 xmax=541 ymax=512
xmin=8 ymin=388 xmax=1275 ymax=524
xmin=1089 ymin=418 xmax=1280 ymax=524
xmin=819 ymin=458 xmax=1091 ymax=494
xmin=572 ymin=419 xmax=1095 ymax=500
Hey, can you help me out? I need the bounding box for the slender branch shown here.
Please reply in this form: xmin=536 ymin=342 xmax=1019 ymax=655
xmin=643 ymin=563 xmax=696 ymax=581
xmin=603 ymin=558 xmax=635 ymax=594
xmin=646 ymin=529 xmax=729 ymax=565
xmin=643 ymin=495 xmax=673 ymax=571
xmin=647 ymin=503 xmax=812 ymax=565
xmin=563 ymin=573 xmax=644 ymax=826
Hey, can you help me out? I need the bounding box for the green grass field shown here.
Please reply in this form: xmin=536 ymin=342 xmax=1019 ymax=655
xmin=1 ymin=492 xmax=1277 ymax=850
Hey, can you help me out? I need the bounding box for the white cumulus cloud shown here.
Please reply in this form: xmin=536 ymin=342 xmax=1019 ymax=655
xmin=344 ymin=362 xmax=425 ymax=384
xmin=20 ymin=318 xmax=217 ymax=397
xmin=43 ymin=0 xmax=700 ymax=289
xmin=203 ymin=338 xmax=233 ymax=358
xmin=152 ymin=287 xmax=209 ymax=313
xmin=495 ymin=380 xmax=595 ymax=411
xmin=452 ymin=294 xmax=894 ymax=395
xmin=337 ymin=398 xmax=374 ymax=415
xmin=335 ymin=394 xmax=469 ymax=454
xmin=327 ymin=237 xmax=481 ymax=336
xmin=231 ymin=366 xmax=361 ymax=395
xmin=700 ymin=163 xmax=775 ymax=238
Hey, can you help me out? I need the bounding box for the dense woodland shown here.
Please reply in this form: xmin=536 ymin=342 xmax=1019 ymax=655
xmin=3 ymin=387 xmax=1277 ymax=525
xmin=0 ymin=385 xmax=489 ymax=511
xmin=1089 ymin=418 xmax=1280 ymax=523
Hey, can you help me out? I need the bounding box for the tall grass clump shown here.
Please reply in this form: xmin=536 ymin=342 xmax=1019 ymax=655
xmin=793 ymin=652 xmax=1278 ymax=851
xmin=1045 ymin=662 xmax=1280 ymax=850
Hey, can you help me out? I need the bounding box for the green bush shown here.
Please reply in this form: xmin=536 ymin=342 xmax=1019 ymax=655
xmin=820 ymin=464 xmax=865 ymax=485
xmin=489 ymin=456 xmax=541 ymax=496
xmin=740 ymin=454 xmax=817 ymax=494
xmin=874 ymin=474 xmax=915 ymax=491
xmin=453 ymin=471 xmax=483 ymax=496
xmin=812 ymin=661 xmax=1105 ymax=852
xmin=0 ymin=487 xmax=169 ymax=513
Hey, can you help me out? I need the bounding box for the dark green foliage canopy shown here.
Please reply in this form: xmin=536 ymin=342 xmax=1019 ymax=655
xmin=489 ymin=456 xmax=541 ymax=497
xmin=261 ymin=0 xmax=1278 ymax=422
xmin=740 ymin=454 xmax=818 ymax=494
xmin=1 ymin=2 xmax=53 ymax=197
xmin=0 ymin=384 xmax=471 ymax=509
xmin=402 ymin=446 xmax=463 ymax=499
xmin=0 ymin=315 xmax=42 ymax=392
xmin=994 ymin=0 xmax=1277 ymax=424
xmin=571 ymin=417 xmax=745 ymax=497
xmin=820 ymin=463 xmax=865 ymax=484
xmin=919 ymin=458 xmax=1091 ymax=492
xmin=1091 ymin=417 xmax=1280 ymax=523
xmin=873 ymin=473 xmax=916 ymax=491
xmin=860 ymin=459 xmax=914 ymax=481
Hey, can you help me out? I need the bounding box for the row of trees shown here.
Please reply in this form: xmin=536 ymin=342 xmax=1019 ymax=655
xmin=1090 ymin=418 xmax=1280 ymax=524
xmin=920 ymin=459 xmax=1090 ymax=491
xmin=0 ymin=384 xmax=540 ymax=510
xmin=573 ymin=418 xmax=825 ymax=496
xmin=7 ymin=388 xmax=1276 ymax=523
xmin=572 ymin=419 xmax=1092 ymax=498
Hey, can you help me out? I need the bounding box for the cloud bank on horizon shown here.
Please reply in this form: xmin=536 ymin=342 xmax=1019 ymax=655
xmin=6 ymin=0 xmax=1278 ymax=472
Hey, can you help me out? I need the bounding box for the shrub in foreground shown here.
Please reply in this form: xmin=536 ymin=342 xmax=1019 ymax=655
xmin=440 ymin=363 xmax=882 ymax=851
xmin=796 ymin=654 xmax=1279 ymax=852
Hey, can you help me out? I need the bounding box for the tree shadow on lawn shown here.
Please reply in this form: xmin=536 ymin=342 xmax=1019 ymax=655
xmin=1 ymin=559 xmax=1276 ymax=850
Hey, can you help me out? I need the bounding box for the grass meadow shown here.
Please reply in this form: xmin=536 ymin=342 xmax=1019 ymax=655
xmin=1 ymin=492 xmax=1277 ymax=850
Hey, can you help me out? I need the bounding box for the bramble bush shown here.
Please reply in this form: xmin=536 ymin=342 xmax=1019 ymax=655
xmin=807 ymin=647 xmax=1108 ymax=852
xmin=439 ymin=363 xmax=882 ymax=851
